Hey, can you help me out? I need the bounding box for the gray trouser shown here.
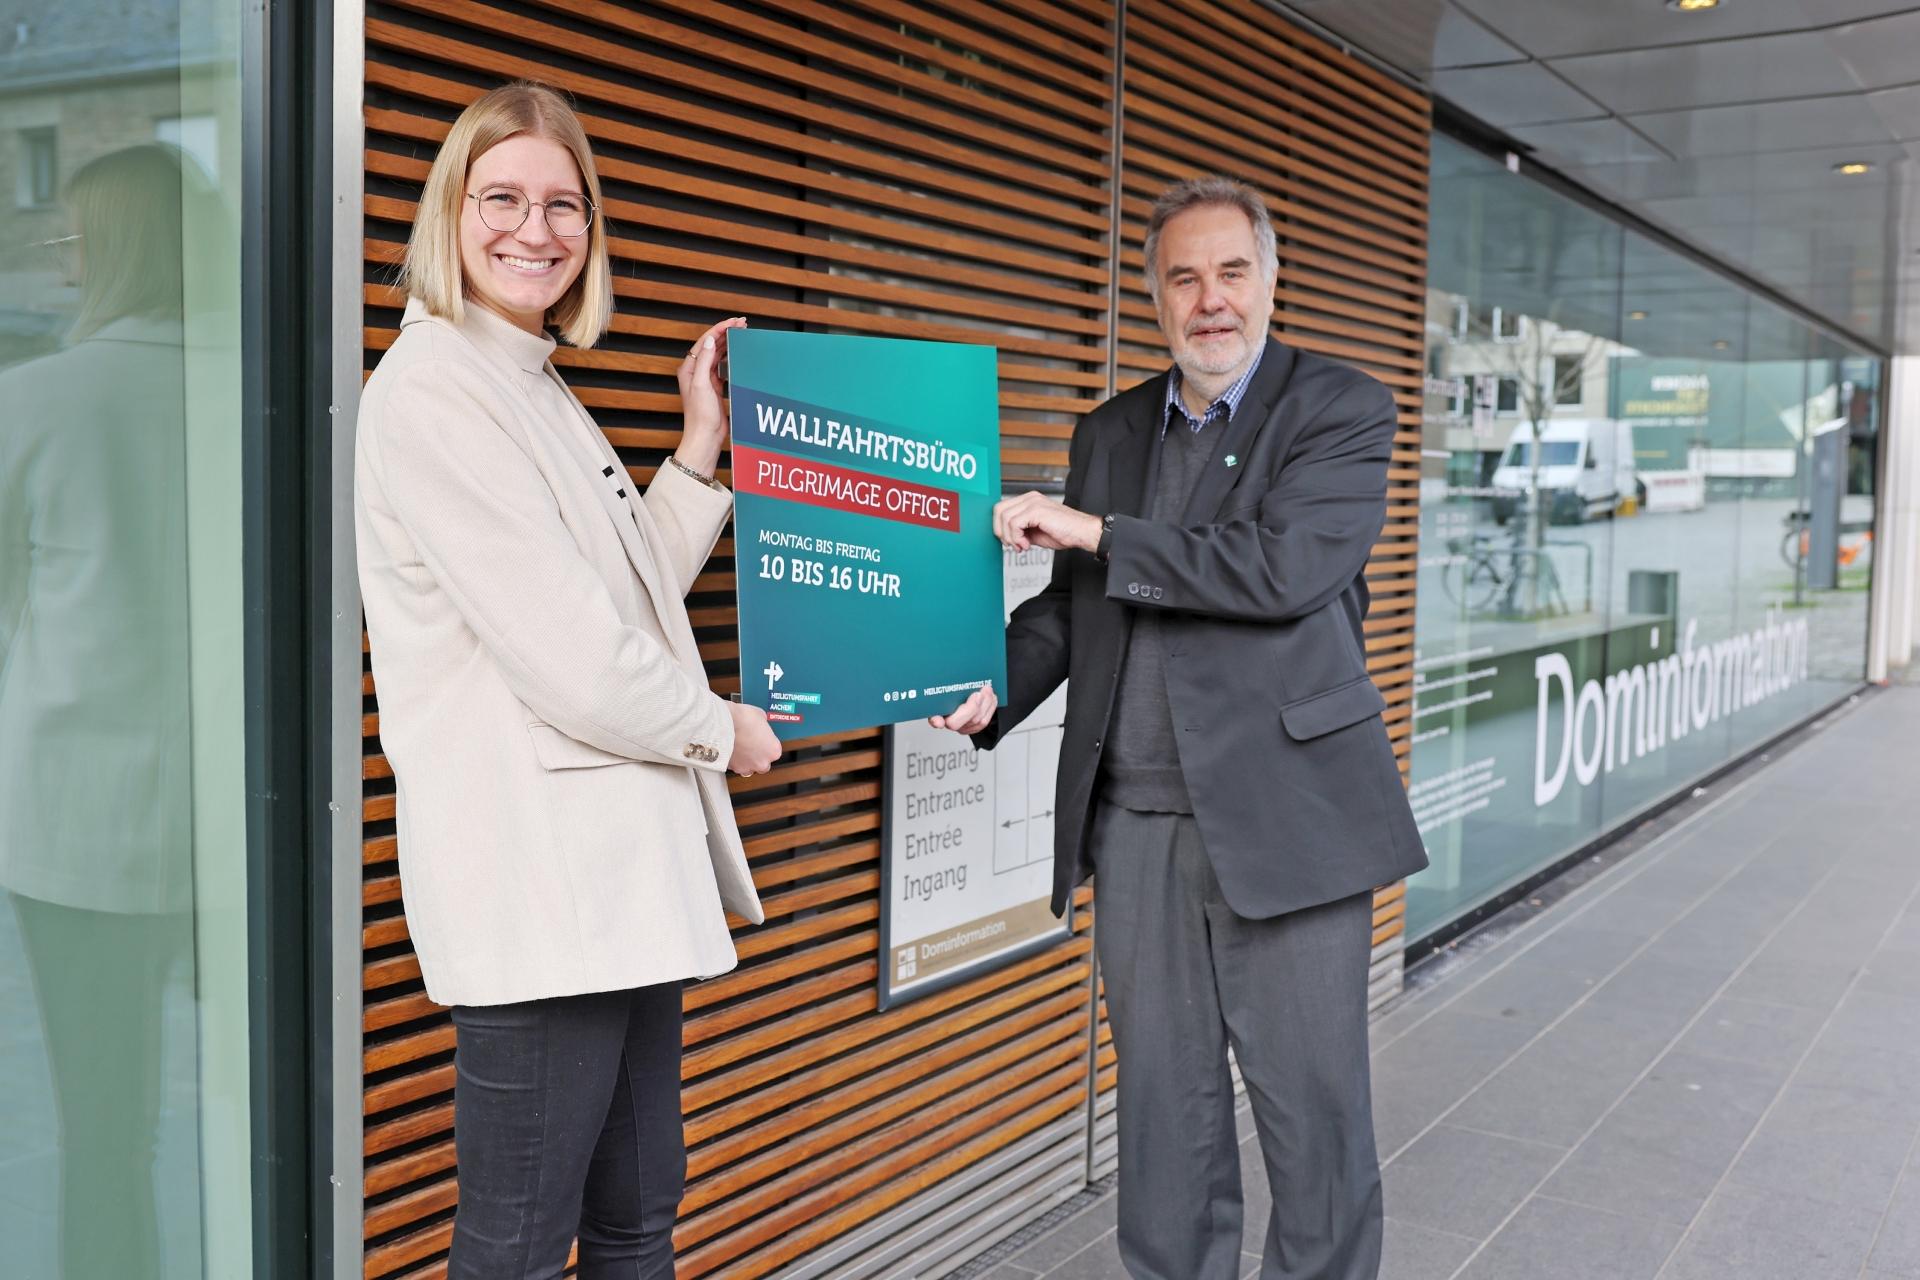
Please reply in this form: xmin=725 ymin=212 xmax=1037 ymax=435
xmin=1091 ymin=801 xmax=1383 ymax=1280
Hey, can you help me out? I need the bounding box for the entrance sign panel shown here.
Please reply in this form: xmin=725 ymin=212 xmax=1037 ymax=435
xmin=880 ymin=543 xmax=1070 ymax=1008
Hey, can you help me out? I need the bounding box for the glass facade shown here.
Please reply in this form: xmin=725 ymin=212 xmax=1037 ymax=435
xmin=1407 ymin=136 xmax=1881 ymax=942
xmin=0 ymin=2 xmax=253 ymax=1275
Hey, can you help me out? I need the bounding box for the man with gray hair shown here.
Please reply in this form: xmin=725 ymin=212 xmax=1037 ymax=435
xmin=935 ymin=176 xmax=1426 ymax=1278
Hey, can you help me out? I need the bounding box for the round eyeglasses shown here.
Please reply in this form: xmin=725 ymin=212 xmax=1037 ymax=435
xmin=34 ymin=233 xmax=83 ymax=278
xmin=467 ymin=185 xmax=595 ymax=238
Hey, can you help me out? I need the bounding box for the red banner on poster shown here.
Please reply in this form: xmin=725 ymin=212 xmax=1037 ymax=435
xmin=732 ymin=445 xmax=960 ymax=533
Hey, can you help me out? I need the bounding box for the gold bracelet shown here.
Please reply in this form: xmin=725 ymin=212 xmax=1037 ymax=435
xmin=667 ymin=455 xmax=724 ymax=491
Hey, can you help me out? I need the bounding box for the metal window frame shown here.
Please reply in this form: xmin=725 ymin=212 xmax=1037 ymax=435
xmin=239 ymin=0 xmax=353 ymax=1271
xmin=21 ymin=125 xmax=57 ymax=206
xmin=324 ymin=0 xmax=368 ymax=1274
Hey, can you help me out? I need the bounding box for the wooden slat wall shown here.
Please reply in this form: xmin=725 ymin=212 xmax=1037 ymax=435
xmin=360 ymin=3 xmax=1110 ymax=1278
xmin=357 ymin=1 xmax=1429 ymax=1276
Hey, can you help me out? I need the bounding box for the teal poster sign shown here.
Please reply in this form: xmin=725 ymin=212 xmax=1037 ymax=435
xmin=728 ymin=329 xmax=1006 ymax=740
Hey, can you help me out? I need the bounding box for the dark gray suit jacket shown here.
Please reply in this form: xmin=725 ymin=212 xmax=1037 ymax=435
xmin=976 ymin=338 xmax=1429 ymax=919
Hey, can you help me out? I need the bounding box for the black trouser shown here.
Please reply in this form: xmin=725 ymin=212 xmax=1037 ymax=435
xmin=447 ymin=983 xmax=687 ymax=1279
xmin=11 ymin=892 xmax=188 ymax=1280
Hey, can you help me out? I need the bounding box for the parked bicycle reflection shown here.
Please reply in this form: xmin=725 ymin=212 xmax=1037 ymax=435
xmin=1438 ymin=524 xmax=1593 ymax=621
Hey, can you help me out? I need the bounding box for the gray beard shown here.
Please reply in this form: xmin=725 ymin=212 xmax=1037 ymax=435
xmin=1174 ymin=336 xmax=1255 ymax=390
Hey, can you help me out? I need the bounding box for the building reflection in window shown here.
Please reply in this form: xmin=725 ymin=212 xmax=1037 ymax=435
xmin=1406 ymin=137 xmax=1880 ymax=942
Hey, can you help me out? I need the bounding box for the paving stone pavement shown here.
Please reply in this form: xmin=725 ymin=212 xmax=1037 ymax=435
xmin=964 ymin=686 xmax=1920 ymax=1280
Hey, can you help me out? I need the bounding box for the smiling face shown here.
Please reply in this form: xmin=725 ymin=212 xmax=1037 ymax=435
xmin=458 ymin=133 xmax=590 ymax=335
xmin=1153 ymin=202 xmax=1275 ymax=388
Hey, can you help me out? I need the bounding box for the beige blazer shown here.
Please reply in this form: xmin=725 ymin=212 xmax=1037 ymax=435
xmin=354 ymin=299 xmax=762 ymax=1007
xmin=0 ymin=317 xmax=193 ymax=915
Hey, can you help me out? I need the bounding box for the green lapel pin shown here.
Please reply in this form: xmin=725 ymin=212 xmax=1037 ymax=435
xmin=1224 ymin=454 xmax=1239 ymax=468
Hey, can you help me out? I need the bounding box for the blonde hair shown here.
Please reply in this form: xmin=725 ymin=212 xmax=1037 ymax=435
xmin=66 ymin=144 xmax=214 ymax=341
xmin=402 ymin=81 xmax=613 ymax=348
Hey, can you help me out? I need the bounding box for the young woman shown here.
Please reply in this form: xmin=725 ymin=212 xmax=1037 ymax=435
xmin=354 ymin=81 xmax=780 ymax=1277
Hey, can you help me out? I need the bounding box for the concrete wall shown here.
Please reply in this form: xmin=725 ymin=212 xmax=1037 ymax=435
xmin=1871 ymin=355 xmax=1920 ymax=678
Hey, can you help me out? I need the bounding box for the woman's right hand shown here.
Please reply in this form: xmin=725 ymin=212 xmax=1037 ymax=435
xmin=675 ymin=316 xmax=747 ymax=478
xmin=727 ymin=701 xmax=783 ymax=777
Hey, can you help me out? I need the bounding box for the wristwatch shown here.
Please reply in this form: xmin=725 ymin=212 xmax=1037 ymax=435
xmin=1095 ymin=512 xmax=1117 ymax=563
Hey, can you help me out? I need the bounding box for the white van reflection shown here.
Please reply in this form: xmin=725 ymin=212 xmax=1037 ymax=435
xmin=1489 ymin=417 xmax=1637 ymax=526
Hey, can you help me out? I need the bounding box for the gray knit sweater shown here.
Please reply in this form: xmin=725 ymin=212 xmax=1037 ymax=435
xmin=1099 ymin=421 xmax=1210 ymax=813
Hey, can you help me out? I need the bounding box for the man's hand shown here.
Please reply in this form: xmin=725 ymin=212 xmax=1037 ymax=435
xmin=994 ymin=492 xmax=1102 ymax=554
xmin=930 ymin=684 xmax=997 ymax=736
xmin=727 ymin=701 xmax=782 ymax=776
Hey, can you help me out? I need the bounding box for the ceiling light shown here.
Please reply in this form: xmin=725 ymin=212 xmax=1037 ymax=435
xmin=1628 ymin=310 xmax=1649 ymax=320
xmin=1666 ymin=0 xmax=1721 ymax=10
xmin=1834 ymin=161 xmax=1874 ymax=175
xmin=1712 ymin=339 xmax=1731 ymax=350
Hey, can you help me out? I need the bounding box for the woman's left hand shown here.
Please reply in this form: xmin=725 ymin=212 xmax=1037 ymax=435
xmin=676 ymin=316 xmax=747 ymax=472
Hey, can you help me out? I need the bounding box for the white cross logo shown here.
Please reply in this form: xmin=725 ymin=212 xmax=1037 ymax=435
xmin=763 ymin=660 xmax=784 ymax=688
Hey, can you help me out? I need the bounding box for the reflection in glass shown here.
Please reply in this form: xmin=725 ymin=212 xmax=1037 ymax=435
xmin=1589 ymin=234 xmax=1747 ymax=830
xmin=1406 ymin=138 xmax=1881 ymax=942
xmin=1730 ymin=319 xmax=1878 ymax=741
xmin=0 ymin=143 xmax=215 ymax=1278
xmin=1407 ymin=139 xmax=1624 ymax=937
